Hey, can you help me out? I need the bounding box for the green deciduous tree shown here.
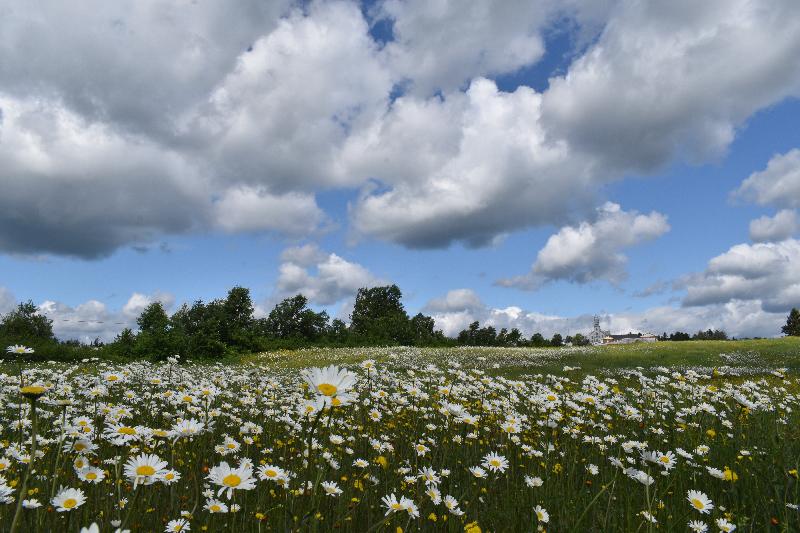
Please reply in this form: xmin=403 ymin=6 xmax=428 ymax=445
xmin=170 ymin=300 xmax=226 ymax=359
xmin=111 ymin=328 xmax=137 ymax=358
xmin=572 ymin=333 xmax=590 ymax=346
xmin=0 ymin=300 xmax=55 ymax=343
xmin=222 ymin=286 xmax=256 ymax=349
xmin=530 ymin=332 xmax=548 ymax=347
xmin=783 ymin=308 xmax=800 ymax=336
xmin=350 ymin=285 xmax=411 ymax=344
xmin=264 ymin=295 xmax=329 ymax=341
xmin=134 ymin=301 xmax=173 ymax=360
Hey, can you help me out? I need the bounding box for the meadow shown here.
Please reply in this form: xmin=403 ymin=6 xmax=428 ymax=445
xmin=1 ymin=338 xmax=799 ymax=532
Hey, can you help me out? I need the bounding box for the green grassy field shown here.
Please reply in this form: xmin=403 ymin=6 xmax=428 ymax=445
xmin=244 ymin=337 xmax=800 ymax=376
xmin=1 ymin=338 xmax=798 ymax=532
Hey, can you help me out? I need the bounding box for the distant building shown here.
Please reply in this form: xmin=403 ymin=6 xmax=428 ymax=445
xmin=589 ymin=315 xmax=610 ymax=345
xmin=589 ymin=315 xmax=657 ymax=345
xmin=601 ymin=333 xmax=658 ymax=345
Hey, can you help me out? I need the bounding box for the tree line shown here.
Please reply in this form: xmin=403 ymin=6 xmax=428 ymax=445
xmin=656 ymin=329 xmax=729 ymax=341
xmin=111 ymin=285 xmax=454 ymax=359
xmin=1 ymin=287 xmax=799 ymax=361
xmin=0 ymin=285 xmax=450 ymax=360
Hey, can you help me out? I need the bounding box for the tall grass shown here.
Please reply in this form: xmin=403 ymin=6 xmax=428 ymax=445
xmin=0 ymin=345 xmax=797 ymax=531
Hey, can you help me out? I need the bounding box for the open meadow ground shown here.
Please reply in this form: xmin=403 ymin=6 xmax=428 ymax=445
xmin=2 ymin=338 xmax=800 ymax=532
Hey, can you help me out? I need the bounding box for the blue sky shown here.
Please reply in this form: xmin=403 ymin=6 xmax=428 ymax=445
xmin=1 ymin=0 xmax=799 ymax=341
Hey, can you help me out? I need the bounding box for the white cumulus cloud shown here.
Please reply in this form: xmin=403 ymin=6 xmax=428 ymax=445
xmin=682 ymin=238 xmax=800 ymax=313
xmin=542 ymin=0 xmax=800 ymax=174
xmin=274 ymin=245 xmax=385 ymax=306
xmin=749 ymin=209 xmax=799 ymax=243
xmin=212 ymin=186 xmax=325 ymax=236
xmin=497 ymin=202 xmax=669 ymax=289
xmin=736 ymin=149 xmax=800 ymax=209
xmin=346 ymin=78 xmax=595 ymax=248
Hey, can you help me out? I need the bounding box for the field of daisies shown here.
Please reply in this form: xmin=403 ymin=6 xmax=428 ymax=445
xmin=1 ymin=344 xmax=799 ymax=532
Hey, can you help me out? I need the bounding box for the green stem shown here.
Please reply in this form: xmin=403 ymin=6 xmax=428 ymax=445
xmin=571 ymin=477 xmax=615 ymax=532
xmin=49 ymin=406 xmax=68 ymax=502
xmin=10 ymin=400 xmax=38 ymax=533
xmin=120 ymin=486 xmax=141 ymax=531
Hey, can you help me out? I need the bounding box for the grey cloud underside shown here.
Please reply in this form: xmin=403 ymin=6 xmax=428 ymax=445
xmin=1 ymin=0 xmax=800 ymax=257
xmin=0 ymin=175 xmax=203 ymax=259
xmin=681 ymin=239 xmax=800 ymax=313
xmin=0 ymin=1 xmax=294 ymax=141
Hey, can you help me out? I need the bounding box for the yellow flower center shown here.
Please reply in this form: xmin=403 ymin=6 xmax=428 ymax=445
xmin=165 ymin=472 xmax=175 ymax=480
xmin=391 ymin=503 xmax=403 ymax=510
xmin=265 ymin=469 xmax=277 ymax=478
xmin=107 ymin=375 xmax=119 ymax=381
xmin=136 ymin=465 xmax=156 ymax=476
xmin=692 ymin=498 xmax=704 ymax=510
xmin=210 ymin=504 xmax=221 ymax=512
xmin=659 ymin=456 xmax=670 ymax=463
xmin=490 ymin=459 xmax=500 ymax=467
xmin=86 ymin=472 xmax=97 ymax=480
xmin=317 ymin=383 xmax=338 ymax=396
xmin=547 ymin=395 xmax=557 ymax=401
xmin=62 ymin=498 xmax=77 ymax=509
xmin=331 ymin=397 xmax=342 ymax=407
xmin=226 ymin=443 xmax=237 ymax=449
xmin=118 ymin=427 xmax=136 ymax=435
xmin=223 ymin=474 xmax=241 ymax=487
xmin=20 ymin=385 xmax=46 ymax=397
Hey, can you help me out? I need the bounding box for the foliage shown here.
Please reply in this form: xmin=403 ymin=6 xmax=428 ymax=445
xmin=0 ymin=300 xmax=55 ymax=344
xmin=692 ymin=328 xmax=729 ymax=341
xmin=783 ymin=308 xmax=800 ymax=336
xmin=0 ymin=284 xmax=786 ymax=362
xmin=350 ymin=284 xmax=413 ymax=344
xmin=133 ymin=301 xmax=174 ymax=360
xmin=262 ymin=294 xmax=329 ymax=342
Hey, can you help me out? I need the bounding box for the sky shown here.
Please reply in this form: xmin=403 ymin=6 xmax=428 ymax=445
xmin=1 ymin=0 xmax=800 ymax=342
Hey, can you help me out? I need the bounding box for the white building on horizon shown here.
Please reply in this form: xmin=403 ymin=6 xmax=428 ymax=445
xmin=589 ymin=315 xmax=658 ymax=345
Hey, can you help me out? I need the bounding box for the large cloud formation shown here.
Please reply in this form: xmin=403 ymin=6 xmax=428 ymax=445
xmin=1 ymin=0 xmax=799 ymax=256
xmin=349 ymin=0 xmax=800 ymax=247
